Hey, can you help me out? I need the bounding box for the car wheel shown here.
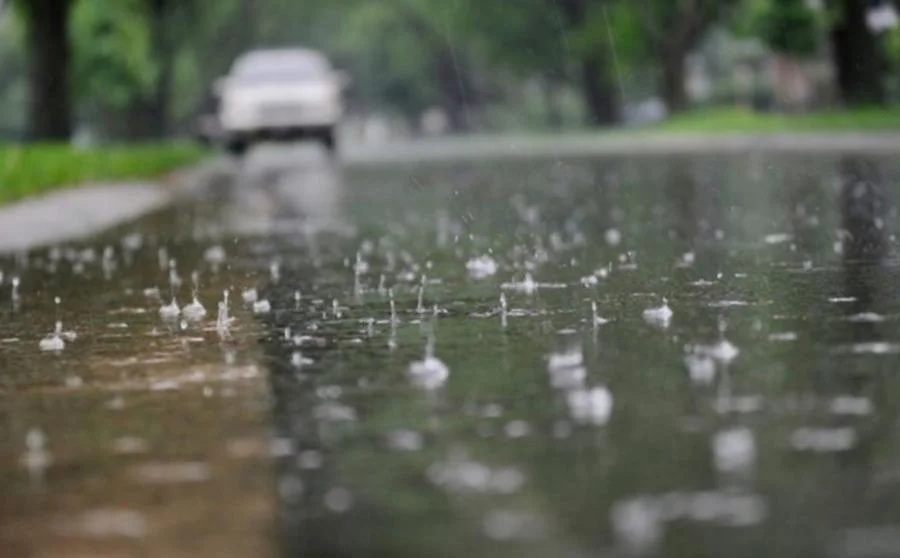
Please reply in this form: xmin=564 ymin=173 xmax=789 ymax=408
xmin=321 ymin=129 xmax=337 ymax=155
xmin=226 ymin=139 xmax=249 ymax=158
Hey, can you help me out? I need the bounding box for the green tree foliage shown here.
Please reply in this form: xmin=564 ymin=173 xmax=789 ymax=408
xmin=757 ymin=0 xmax=821 ymax=57
xmin=71 ymin=0 xmax=154 ymax=109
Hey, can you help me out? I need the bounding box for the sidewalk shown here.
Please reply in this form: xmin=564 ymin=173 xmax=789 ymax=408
xmin=0 ymin=158 xmax=228 ymax=254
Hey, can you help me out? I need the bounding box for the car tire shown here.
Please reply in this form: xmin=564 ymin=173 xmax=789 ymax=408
xmin=321 ymin=128 xmax=337 ymax=155
xmin=226 ymin=139 xmax=249 ymax=158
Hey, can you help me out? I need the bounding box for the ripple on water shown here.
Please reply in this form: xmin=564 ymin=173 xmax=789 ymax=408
xmin=791 ymin=427 xmax=857 ymax=453
xmin=54 ymin=508 xmax=148 ymax=539
xmin=482 ymin=509 xmax=546 ymax=541
xmin=427 ymin=455 xmax=525 ymax=495
xmin=845 ymin=312 xmax=887 ymax=323
xmin=128 ymin=461 xmax=211 ymax=484
xmin=833 ymin=342 xmax=900 ymax=355
xmin=611 ymin=491 xmax=767 ymax=552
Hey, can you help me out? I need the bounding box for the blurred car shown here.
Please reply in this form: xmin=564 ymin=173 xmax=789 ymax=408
xmin=214 ymin=48 xmax=349 ymax=156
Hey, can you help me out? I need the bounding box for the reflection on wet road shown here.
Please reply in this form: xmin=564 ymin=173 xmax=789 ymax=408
xmin=3 ymin=144 xmax=900 ymax=557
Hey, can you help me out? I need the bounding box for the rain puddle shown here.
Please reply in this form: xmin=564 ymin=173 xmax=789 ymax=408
xmin=3 ymin=149 xmax=900 ymax=557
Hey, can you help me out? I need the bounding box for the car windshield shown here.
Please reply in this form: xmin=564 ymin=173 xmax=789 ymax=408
xmin=230 ymin=53 xmax=328 ymax=82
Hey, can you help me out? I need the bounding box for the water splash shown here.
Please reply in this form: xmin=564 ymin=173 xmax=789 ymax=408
xmin=389 ymin=288 xmax=397 ymax=324
xmin=566 ymin=386 xmax=613 ymax=426
xmin=642 ymin=298 xmax=673 ymax=328
xmin=241 ymin=287 xmax=258 ymax=304
xmin=416 ymin=275 xmax=426 ymax=314
xmin=465 ymin=254 xmax=498 ymax=279
xmin=501 ymin=272 xmax=538 ymax=295
xmin=182 ymin=271 xmax=207 ymax=321
xmin=270 ymin=259 xmax=281 ymax=283
xmin=684 ymin=350 xmax=716 ymax=385
xmin=21 ymin=428 xmax=51 ymax=481
xmin=547 ymin=346 xmax=586 ymax=390
xmin=11 ymin=276 xmax=20 ymax=304
xmin=712 ymin=427 xmax=756 ymax=475
xmin=407 ymin=334 xmax=449 ymax=389
xmin=203 ymin=245 xmax=226 ymax=271
xmin=500 ymin=293 xmax=508 ymax=329
xmin=591 ymin=301 xmax=609 ymax=326
xmin=39 ymin=297 xmax=67 ymax=351
xmin=159 ymin=298 xmax=180 ymax=320
xmin=217 ymin=290 xmax=234 ymax=338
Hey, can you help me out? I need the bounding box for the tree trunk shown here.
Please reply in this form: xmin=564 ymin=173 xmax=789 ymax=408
xmin=145 ymin=0 xmax=171 ymax=138
xmin=661 ymin=53 xmax=688 ymax=114
xmin=543 ymin=77 xmax=563 ymax=130
xmin=831 ymin=0 xmax=885 ymax=106
xmin=435 ymin=48 xmax=473 ymax=133
xmin=581 ymin=53 xmax=617 ymax=126
xmin=24 ymin=0 xmax=73 ymax=141
xmin=555 ymin=0 xmax=618 ymax=126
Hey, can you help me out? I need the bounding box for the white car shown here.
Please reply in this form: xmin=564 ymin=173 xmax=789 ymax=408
xmin=214 ymin=48 xmax=348 ymax=156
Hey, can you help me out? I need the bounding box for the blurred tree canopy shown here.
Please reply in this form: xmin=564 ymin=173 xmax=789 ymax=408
xmin=2 ymin=0 xmax=899 ymax=141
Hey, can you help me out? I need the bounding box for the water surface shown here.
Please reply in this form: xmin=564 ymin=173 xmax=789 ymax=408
xmin=3 ymin=147 xmax=900 ymax=557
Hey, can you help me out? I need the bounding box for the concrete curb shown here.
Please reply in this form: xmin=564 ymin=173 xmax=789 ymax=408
xmin=0 ymin=156 xmax=230 ymax=254
xmin=343 ymin=132 xmax=900 ymax=166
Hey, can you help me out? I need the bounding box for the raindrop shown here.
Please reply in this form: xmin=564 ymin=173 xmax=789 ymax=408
xmin=270 ymin=260 xmax=281 ymax=283
xmin=389 ymin=288 xmax=397 ymax=324
xmin=324 ymin=487 xmax=354 ymax=513
xmin=504 ymin=420 xmax=531 ymax=438
xmin=217 ymin=290 xmax=234 ymax=337
xmin=157 ymin=247 xmax=168 ymax=270
xmin=21 ymin=427 xmax=51 ymax=477
xmin=604 ymin=228 xmax=622 ymax=246
xmin=204 ymin=245 xmax=226 ymax=268
xmin=416 ymin=275 xmax=426 ymax=314
xmin=386 ymin=429 xmax=423 ymax=452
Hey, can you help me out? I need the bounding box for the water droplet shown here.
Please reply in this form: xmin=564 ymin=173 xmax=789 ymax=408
xmin=324 ymin=487 xmax=354 ymax=513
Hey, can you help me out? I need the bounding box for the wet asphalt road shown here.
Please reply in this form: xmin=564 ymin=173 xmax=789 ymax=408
xmin=3 ymin=143 xmax=900 ymax=557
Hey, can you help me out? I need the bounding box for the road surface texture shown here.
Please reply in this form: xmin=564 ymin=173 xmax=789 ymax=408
xmin=2 ymin=140 xmax=900 ymax=557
